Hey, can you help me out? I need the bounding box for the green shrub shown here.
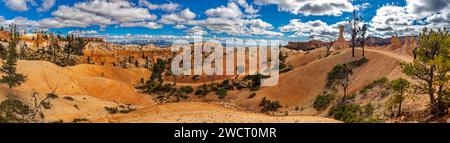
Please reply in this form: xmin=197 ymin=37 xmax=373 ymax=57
xmin=0 ymin=98 xmax=32 ymax=123
xmin=348 ymin=58 xmax=369 ymax=67
xmin=313 ymin=93 xmax=335 ymax=111
xmin=216 ymin=87 xmax=228 ymax=99
xmin=329 ymin=103 xmax=361 ymax=123
xmin=360 ymin=77 xmax=389 ymax=94
xmin=259 ymin=97 xmax=282 ymax=113
xmin=180 ymin=86 xmax=194 ymax=94
xmin=195 ymin=84 xmax=211 ymax=96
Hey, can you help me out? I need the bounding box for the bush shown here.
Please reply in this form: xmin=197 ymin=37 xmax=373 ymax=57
xmin=216 ymin=87 xmax=228 ymax=99
xmin=360 ymin=77 xmax=389 ymax=94
xmin=0 ymin=98 xmax=32 ymax=123
xmin=329 ymin=103 xmax=361 ymax=123
xmin=195 ymin=84 xmax=211 ymax=96
xmin=180 ymin=86 xmax=194 ymax=94
xmin=313 ymin=93 xmax=335 ymax=111
xmin=348 ymin=58 xmax=369 ymax=67
xmin=259 ymin=97 xmax=282 ymax=113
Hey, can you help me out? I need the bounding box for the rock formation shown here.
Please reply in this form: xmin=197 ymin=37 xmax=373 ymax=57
xmin=390 ymin=35 xmax=402 ymax=50
xmin=332 ymin=25 xmax=350 ymax=50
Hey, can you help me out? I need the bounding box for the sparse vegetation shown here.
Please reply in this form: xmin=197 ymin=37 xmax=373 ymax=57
xmin=385 ymin=78 xmax=410 ymax=117
xmin=259 ymin=97 xmax=282 ymax=113
xmin=313 ymin=93 xmax=335 ymax=111
xmin=329 ymin=102 xmax=361 ymax=123
xmin=216 ymin=87 xmax=228 ymax=99
xmin=105 ymin=104 xmax=137 ymax=114
xmin=401 ymin=28 xmax=450 ymax=115
xmin=195 ymin=84 xmax=211 ymax=97
xmin=179 ymin=86 xmax=194 ymax=94
xmin=0 ymin=24 xmax=27 ymax=88
xmin=327 ymin=64 xmax=353 ymax=100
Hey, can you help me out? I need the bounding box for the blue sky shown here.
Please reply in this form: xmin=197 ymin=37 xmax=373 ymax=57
xmin=0 ymin=0 xmax=448 ymax=42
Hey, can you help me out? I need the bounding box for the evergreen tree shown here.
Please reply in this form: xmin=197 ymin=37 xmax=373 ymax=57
xmin=0 ymin=24 xmax=27 ymax=88
xmin=401 ymin=28 xmax=450 ymax=115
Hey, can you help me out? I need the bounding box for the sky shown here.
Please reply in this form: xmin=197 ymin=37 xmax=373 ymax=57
xmin=0 ymin=0 xmax=449 ymax=43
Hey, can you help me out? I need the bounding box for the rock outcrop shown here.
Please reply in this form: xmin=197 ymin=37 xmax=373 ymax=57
xmin=332 ymin=26 xmax=350 ymax=50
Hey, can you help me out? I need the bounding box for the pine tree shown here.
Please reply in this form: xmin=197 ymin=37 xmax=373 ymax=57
xmin=0 ymin=24 xmax=27 ymax=88
xmin=401 ymin=28 xmax=450 ymax=115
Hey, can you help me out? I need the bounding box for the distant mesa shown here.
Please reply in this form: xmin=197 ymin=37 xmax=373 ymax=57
xmin=331 ymin=25 xmax=350 ymax=50
xmin=286 ymin=40 xmax=328 ymax=51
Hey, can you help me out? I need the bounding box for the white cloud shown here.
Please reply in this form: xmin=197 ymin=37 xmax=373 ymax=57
xmin=33 ymin=0 xmax=161 ymax=30
xmin=191 ymin=2 xmax=282 ymax=37
xmin=173 ymin=24 xmax=187 ymax=29
xmin=370 ymin=6 xmax=421 ymax=38
xmin=68 ymin=30 xmax=99 ymax=35
xmin=254 ymin=0 xmax=354 ymax=16
xmin=2 ymin=0 xmax=34 ymax=11
xmin=73 ymin=0 xmax=157 ymax=22
xmin=205 ymin=2 xmax=243 ymax=19
xmin=37 ymin=0 xmax=55 ymax=12
xmin=185 ymin=26 xmax=208 ymax=35
xmin=159 ymin=8 xmax=196 ymax=25
xmin=280 ymin=19 xmax=349 ymax=41
xmin=119 ymin=22 xmax=162 ymax=29
xmin=139 ymin=0 xmax=180 ymax=12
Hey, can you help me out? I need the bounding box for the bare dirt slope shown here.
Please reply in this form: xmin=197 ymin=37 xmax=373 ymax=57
xmin=13 ymin=60 xmax=153 ymax=105
xmin=250 ymin=48 xmax=412 ymax=111
xmin=108 ymin=102 xmax=340 ymax=123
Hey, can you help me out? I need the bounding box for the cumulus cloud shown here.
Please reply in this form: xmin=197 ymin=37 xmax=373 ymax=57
xmin=369 ymin=5 xmax=421 ymax=38
xmin=254 ymin=0 xmax=354 ymax=16
xmin=3 ymin=0 xmax=55 ymax=12
xmin=185 ymin=26 xmax=208 ymax=35
xmin=280 ymin=19 xmax=350 ymax=41
xmin=119 ymin=21 xmax=162 ymax=29
xmin=37 ymin=0 xmax=55 ymax=12
xmin=205 ymin=2 xmax=243 ymax=19
xmin=139 ymin=0 xmax=180 ymax=12
xmin=32 ymin=0 xmax=160 ymax=30
xmin=2 ymin=0 xmax=34 ymax=11
xmin=68 ymin=30 xmax=99 ymax=35
xmin=159 ymin=8 xmax=196 ymax=25
xmin=192 ymin=2 xmax=282 ymax=37
xmin=173 ymin=24 xmax=187 ymax=29
xmin=369 ymin=0 xmax=450 ymax=38
xmin=73 ymin=0 xmax=156 ymax=22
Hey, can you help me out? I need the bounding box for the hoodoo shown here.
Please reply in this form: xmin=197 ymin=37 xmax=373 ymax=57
xmin=331 ymin=25 xmax=350 ymax=50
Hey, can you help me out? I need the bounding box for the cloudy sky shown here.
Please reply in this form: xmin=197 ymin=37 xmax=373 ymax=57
xmin=0 ymin=0 xmax=449 ymax=42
